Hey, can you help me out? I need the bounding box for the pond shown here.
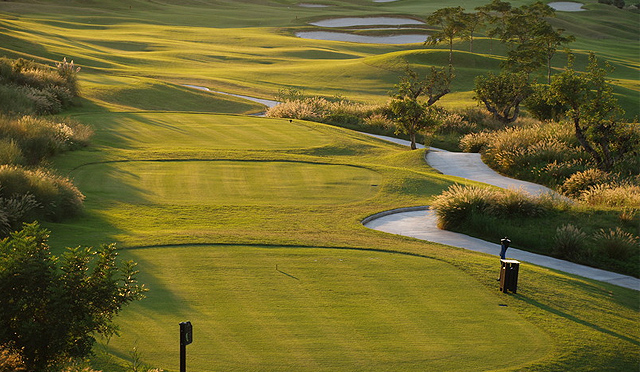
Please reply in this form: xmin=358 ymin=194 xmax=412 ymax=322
xmin=548 ymin=2 xmax=586 ymax=11
xmin=310 ymin=16 xmax=424 ymax=28
xmin=296 ymin=31 xmax=427 ymax=44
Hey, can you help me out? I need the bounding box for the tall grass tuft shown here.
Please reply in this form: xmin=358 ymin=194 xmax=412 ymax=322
xmin=580 ymin=183 xmax=640 ymax=208
xmin=0 ymin=165 xmax=85 ymax=222
xmin=0 ymin=57 xmax=80 ymax=115
xmin=0 ymin=193 xmax=40 ymax=235
xmin=552 ymin=224 xmax=589 ymax=260
xmin=430 ymin=185 xmax=553 ymax=230
xmin=593 ymin=227 xmax=639 ymax=260
xmin=0 ymin=115 xmax=92 ymax=165
xmin=430 ymin=184 xmax=493 ymax=229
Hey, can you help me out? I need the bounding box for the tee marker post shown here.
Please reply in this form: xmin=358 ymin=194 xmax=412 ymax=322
xmin=179 ymin=321 xmax=193 ymax=372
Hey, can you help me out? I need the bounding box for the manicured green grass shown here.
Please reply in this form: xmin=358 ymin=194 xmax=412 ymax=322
xmin=72 ymin=160 xmax=382 ymax=206
xmin=101 ymin=245 xmax=551 ymax=372
xmin=1 ymin=1 xmax=638 ymax=371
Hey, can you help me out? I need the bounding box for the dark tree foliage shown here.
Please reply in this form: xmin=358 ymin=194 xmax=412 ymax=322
xmin=425 ymin=7 xmax=467 ymax=66
xmin=0 ymin=223 xmax=146 ymax=371
xmin=389 ymin=66 xmax=453 ymax=149
xmin=474 ymin=71 xmax=532 ymax=123
xmin=549 ymin=53 xmax=639 ymax=172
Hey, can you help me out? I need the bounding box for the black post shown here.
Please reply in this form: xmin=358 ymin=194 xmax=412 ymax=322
xmin=180 ymin=321 xmax=193 ymax=372
xmin=180 ymin=342 xmax=186 ymax=372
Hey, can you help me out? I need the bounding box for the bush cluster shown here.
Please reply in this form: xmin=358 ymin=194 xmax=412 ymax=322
xmin=0 ymin=115 xmax=92 ymax=165
xmin=266 ymin=95 xmax=387 ymax=130
xmin=0 ymin=57 xmax=89 ymax=237
xmin=430 ymin=184 xmax=557 ymax=230
xmin=0 ymin=57 xmax=80 ymax=115
xmin=431 ymin=184 xmax=639 ymax=275
xmin=0 ymin=165 xmax=85 ymax=230
xmin=553 ymin=224 xmax=639 ymax=262
xmin=460 ymin=121 xmax=587 ymax=183
xmin=459 ymin=120 xmax=640 ymax=208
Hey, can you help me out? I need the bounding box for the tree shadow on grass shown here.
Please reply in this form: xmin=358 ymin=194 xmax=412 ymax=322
xmin=515 ymin=293 xmax=639 ymax=347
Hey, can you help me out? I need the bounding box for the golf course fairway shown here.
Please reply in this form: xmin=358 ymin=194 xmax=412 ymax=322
xmin=0 ymin=0 xmax=638 ymax=371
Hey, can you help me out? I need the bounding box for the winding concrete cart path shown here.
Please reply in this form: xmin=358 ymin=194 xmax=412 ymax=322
xmin=362 ymin=134 xmax=639 ymax=291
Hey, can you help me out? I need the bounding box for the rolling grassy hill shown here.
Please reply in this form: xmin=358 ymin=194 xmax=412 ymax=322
xmin=1 ymin=1 xmax=638 ymax=371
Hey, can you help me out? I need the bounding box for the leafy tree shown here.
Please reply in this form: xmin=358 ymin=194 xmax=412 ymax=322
xmin=474 ymin=71 xmax=532 ymax=123
xmin=0 ymin=223 xmax=146 ymax=371
xmin=475 ymin=0 xmax=513 ymax=53
xmin=389 ymin=66 xmax=452 ymax=149
xmin=500 ymin=2 xmax=557 ymax=74
xmin=425 ymin=7 xmax=467 ymax=66
xmin=460 ymin=11 xmax=482 ymax=53
xmin=549 ymin=53 xmax=638 ymax=171
xmin=534 ymin=24 xmax=575 ymax=83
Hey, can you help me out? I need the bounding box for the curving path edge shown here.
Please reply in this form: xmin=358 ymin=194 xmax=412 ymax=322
xmin=362 ymin=134 xmax=640 ymax=291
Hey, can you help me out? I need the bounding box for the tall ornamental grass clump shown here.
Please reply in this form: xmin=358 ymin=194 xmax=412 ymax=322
xmin=0 ymin=115 xmax=92 ymax=165
xmin=460 ymin=121 xmax=586 ymax=185
xmin=593 ymin=227 xmax=639 ymax=261
xmin=552 ymin=224 xmax=589 ymax=260
xmin=0 ymin=57 xmax=80 ymax=115
xmin=266 ymin=96 xmax=385 ymax=130
xmin=0 ymin=165 xmax=84 ymax=222
xmin=430 ymin=184 xmax=554 ymax=230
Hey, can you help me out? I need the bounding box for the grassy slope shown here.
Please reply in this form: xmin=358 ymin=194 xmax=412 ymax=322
xmin=0 ymin=0 xmax=637 ymax=115
xmin=0 ymin=1 xmax=638 ymax=371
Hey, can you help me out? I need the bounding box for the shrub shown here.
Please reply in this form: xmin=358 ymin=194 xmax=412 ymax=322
xmin=363 ymin=113 xmax=393 ymax=130
xmin=560 ymin=168 xmax=612 ymax=197
xmin=593 ymin=227 xmax=639 ymax=260
xmin=487 ymin=188 xmax=548 ymax=218
xmin=0 ymin=57 xmax=80 ymax=115
xmin=459 ymin=131 xmax=492 ymax=152
xmin=580 ymin=183 xmax=640 ymax=207
xmin=0 ymin=165 xmax=84 ymax=221
xmin=431 ymin=184 xmax=494 ymax=229
xmin=0 ymin=115 xmax=92 ymax=164
xmin=430 ymin=185 xmax=552 ymax=229
xmin=0 ymin=193 xmax=40 ymax=237
xmin=552 ymin=224 xmax=588 ymax=260
xmin=0 ymin=138 xmax=25 ymax=165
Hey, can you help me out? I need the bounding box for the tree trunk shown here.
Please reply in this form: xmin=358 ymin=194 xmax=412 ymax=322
xmin=410 ymin=131 xmax=417 ymax=150
xmin=573 ymin=116 xmax=604 ymax=169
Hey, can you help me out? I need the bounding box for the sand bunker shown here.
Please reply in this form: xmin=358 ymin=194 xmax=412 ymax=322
xmin=310 ymin=17 xmax=424 ymax=27
xmin=296 ymin=31 xmax=426 ymax=44
xmin=548 ymin=2 xmax=586 ymax=11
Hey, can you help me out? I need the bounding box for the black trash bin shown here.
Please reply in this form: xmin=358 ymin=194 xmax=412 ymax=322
xmin=500 ymin=259 xmax=520 ymax=293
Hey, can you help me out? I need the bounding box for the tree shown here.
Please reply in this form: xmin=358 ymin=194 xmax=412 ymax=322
xmin=534 ymin=24 xmax=575 ymax=83
xmin=389 ymin=66 xmax=452 ymax=149
xmin=425 ymin=7 xmax=467 ymax=66
xmin=549 ymin=53 xmax=638 ymax=171
xmin=0 ymin=223 xmax=146 ymax=371
xmin=474 ymin=71 xmax=532 ymax=123
xmin=475 ymin=0 xmax=513 ymax=54
xmin=460 ymin=11 xmax=482 ymax=53
xmin=499 ymin=2 xmax=557 ymax=75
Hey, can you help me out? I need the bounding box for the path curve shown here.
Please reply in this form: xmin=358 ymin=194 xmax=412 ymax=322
xmin=182 ymin=86 xmax=639 ymax=290
xmin=362 ymin=135 xmax=639 ymax=291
